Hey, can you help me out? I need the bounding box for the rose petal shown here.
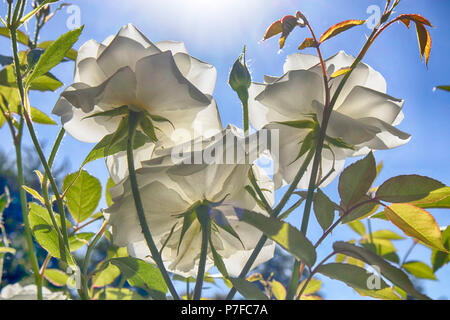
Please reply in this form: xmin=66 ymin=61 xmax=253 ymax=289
xmin=248 ymin=82 xmax=291 ymax=130
xmin=314 ymin=101 xmax=382 ymax=146
xmin=284 ymin=53 xmax=321 ymax=73
xmin=97 ymin=24 xmax=161 ymax=78
xmin=61 ymin=67 xmax=138 ymax=113
xmin=173 ymin=53 xmax=217 ymax=96
xmin=135 ymin=51 xmax=211 ymax=112
xmin=155 ymin=40 xmax=188 ymax=55
xmin=356 ymin=117 xmax=411 ymax=150
xmin=255 ymin=70 xmax=324 ymax=119
xmin=336 ymin=86 xmax=404 ymax=124
xmin=107 ymin=179 xmax=191 ymax=246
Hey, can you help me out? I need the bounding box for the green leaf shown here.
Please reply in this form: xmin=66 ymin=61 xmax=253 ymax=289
xmin=92 ymin=263 xmax=121 ymax=288
xmin=210 ymin=208 xmax=243 ymax=247
xmin=384 ymin=204 xmax=447 ymax=252
xmin=106 ymin=117 xmax=129 ymax=155
xmin=37 ymin=41 xmax=78 ymax=61
xmin=23 ymin=185 xmax=45 ymax=204
xmin=209 ymin=239 xmax=228 ymax=278
xmin=402 ymin=261 xmax=436 ymax=280
xmin=333 ymin=241 xmax=429 ymax=300
xmin=376 ymin=175 xmax=445 ymax=203
xmin=291 ymin=130 xmax=315 ymax=164
xmin=297 ymin=278 xmax=321 ymax=298
xmin=140 ymin=116 xmax=158 ymax=142
xmin=177 ymin=208 xmax=197 ymax=253
xmin=325 ymin=136 xmax=355 ymax=150
xmin=110 ymin=257 xmax=168 ymax=294
xmin=0 ymin=64 xmax=62 ymax=92
xmin=149 ymin=114 xmax=175 ymax=130
xmin=313 ymin=189 xmax=336 ymax=231
xmin=83 ymin=105 xmax=129 ymax=120
xmin=228 ymin=278 xmax=268 ymax=300
xmin=28 ymin=73 xmax=63 ymax=91
xmin=274 ymin=120 xmax=315 ymax=129
xmin=371 ymin=212 xmax=388 ymax=220
xmin=26 ymin=26 xmax=84 ymax=87
xmin=435 ymin=85 xmax=450 ymax=92
xmin=431 ymin=226 xmax=450 ymax=272
xmin=338 ymin=152 xmax=376 ymax=209
xmin=411 ymin=187 xmax=450 ymax=209
xmin=347 ymin=221 xmax=366 ymax=236
xmin=316 ymin=263 xmax=389 ymax=290
xmin=279 ymin=198 xmax=304 ymax=220
xmin=342 ymin=196 xmax=379 ymax=223
xmin=94 ymin=288 xmax=144 ymax=300
xmin=361 ymin=238 xmax=400 ymax=264
xmin=354 ymin=287 xmax=402 ymax=300
xmin=44 ymin=269 xmax=70 ymax=287
xmin=0 ymin=27 xmax=30 ymax=46
xmin=63 ymin=170 xmax=102 ymax=223
xmin=69 ymin=232 xmax=95 ymax=252
xmin=105 ymin=177 xmax=116 ymax=207
xmin=237 ymin=209 xmax=316 ymax=266
xmin=29 ymin=203 xmax=68 ymax=259
xmin=244 ymin=185 xmax=270 ymax=212
xmin=271 ymin=280 xmax=286 ymax=300
xmin=370 ymin=230 xmax=404 ymax=241
xmin=83 ymin=130 xmax=150 ymax=165
xmin=28 ymin=106 xmax=57 ymax=125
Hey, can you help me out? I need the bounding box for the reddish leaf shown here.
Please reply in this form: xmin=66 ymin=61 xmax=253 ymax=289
xmin=280 ymin=15 xmax=300 ymax=49
xmin=298 ymin=38 xmax=318 ymax=51
xmin=415 ymin=22 xmax=432 ymax=66
xmin=263 ymin=20 xmax=282 ymax=41
xmin=397 ymin=14 xmax=433 ymax=27
xmin=319 ymin=20 xmax=366 ymax=43
xmin=399 ymin=18 xmax=411 ymax=29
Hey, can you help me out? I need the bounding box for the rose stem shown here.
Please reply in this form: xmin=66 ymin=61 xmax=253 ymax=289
xmin=126 ymin=111 xmax=180 ymax=300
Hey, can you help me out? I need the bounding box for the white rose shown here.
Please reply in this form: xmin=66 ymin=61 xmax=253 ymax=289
xmin=249 ymin=51 xmax=410 ymax=189
xmin=52 ymin=24 xmax=222 ymax=183
xmin=104 ymin=126 xmax=275 ymax=277
xmin=0 ymin=283 xmax=68 ymax=300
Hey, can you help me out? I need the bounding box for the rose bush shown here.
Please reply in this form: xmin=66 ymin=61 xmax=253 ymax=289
xmin=0 ymin=0 xmax=448 ymax=302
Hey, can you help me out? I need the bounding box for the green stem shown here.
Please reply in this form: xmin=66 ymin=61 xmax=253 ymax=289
xmin=272 ymin=148 xmax=316 ymax=218
xmin=9 ymin=27 xmax=43 ymax=301
xmin=401 ymin=240 xmax=417 ymax=267
xmin=286 ymin=22 xmax=382 ymax=301
xmin=9 ymin=25 xmax=71 ymax=257
xmin=126 ymin=111 xmax=180 ymax=300
xmin=242 ymin=99 xmax=249 ymax=135
xmin=225 ymin=148 xmax=316 ymax=300
xmin=297 ymin=251 xmax=336 ymax=299
xmin=41 ymin=128 xmax=66 ymax=260
xmin=80 ymin=220 xmax=107 ymax=300
xmin=193 ymin=212 xmax=210 ymax=300
xmin=186 ymin=279 xmax=190 ymax=300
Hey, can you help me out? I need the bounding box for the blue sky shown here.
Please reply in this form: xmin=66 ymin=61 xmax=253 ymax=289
xmin=0 ymin=0 xmax=449 ymax=299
